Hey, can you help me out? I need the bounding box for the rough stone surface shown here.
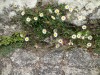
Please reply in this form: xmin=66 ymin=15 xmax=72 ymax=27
xmin=0 ymin=48 xmax=100 ymax=75
xmin=0 ymin=0 xmax=37 ymax=13
xmin=10 ymin=49 xmax=39 ymax=67
xmin=0 ymin=6 xmax=21 ymax=36
xmin=0 ymin=0 xmax=37 ymax=36
xmin=90 ymin=8 xmax=100 ymax=19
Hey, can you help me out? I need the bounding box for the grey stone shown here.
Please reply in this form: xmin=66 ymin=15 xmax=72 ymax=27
xmin=0 ymin=60 xmax=3 ymax=75
xmin=8 ymin=11 xmax=16 ymax=18
xmin=9 ymin=67 xmax=37 ymax=75
xmin=0 ymin=0 xmax=37 ymax=36
xmin=0 ymin=48 xmax=100 ymax=75
xmin=0 ymin=10 xmax=21 ymax=36
xmin=1 ymin=58 xmax=13 ymax=75
xmin=62 ymin=48 xmax=100 ymax=75
xmin=38 ymin=49 xmax=64 ymax=75
xmin=0 ymin=29 xmax=4 ymax=36
xmin=37 ymin=62 xmax=63 ymax=75
xmin=90 ymin=8 xmax=100 ymax=19
xmin=42 ymin=49 xmax=64 ymax=64
xmin=66 ymin=48 xmax=94 ymax=68
xmin=0 ymin=0 xmax=37 ymax=13
xmin=10 ymin=49 xmax=39 ymax=67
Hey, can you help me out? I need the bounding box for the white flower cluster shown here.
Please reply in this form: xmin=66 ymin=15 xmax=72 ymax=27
xmin=70 ymin=24 xmax=93 ymax=48
xmin=21 ymin=11 xmax=44 ymax=22
xmin=51 ymin=8 xmax=66 ymax=21
xmin=65 ymin=5 xmax=74 ymax=12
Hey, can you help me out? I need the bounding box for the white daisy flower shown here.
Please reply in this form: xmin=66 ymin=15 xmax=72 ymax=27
xmin=42 ymin=29 xmax=47 ymax=34
xmin=87 ymin=43 xmax=92 ymax=48
xmin=51 ymin=16 xmax=55 ymax=20
xmin=77 ymin=34 xmax=81 ymax=38
xmin=61 ymin=16 xmax=66 ymax=21
xmin=25 ymin=37 xmax=29 ymax=41
xmin=54 ymin=9 xmax=60 ymax=14
xmin=48 ymin=9 xmax=53 ymax=13
xmin=21 ymin=11 xmax=25 ymax=16
xmin=53 ymin=32 xmax=58 ymax=37
xmin=69 ymin=8 xmax=73 ymax=12
xmin=58 ymin=39 xmax=63 ymax=45
xmin=39 ymin=13 xmax=44 ymax=17
xmin=20 ymin=34 xmax=24 ymax=38
xmin=34 ymin=17 xmax=38 ymax=21
xmin=81 ymin=36 xmax=85 ymax=40
xmin=26 ymin=17 xmax=31 ymax=22
xmin=68 ymin=40 xmax=73 ymax=46
xmin=72 ymin=34 xmax=76 ymax=39
xmin=55 ymin=44 xmax=60 ymax=48
xmin=65 ymin=5 xmax=69 ymax=9
xmin=82 ymin=25 xmax=87 ymax=30
xmin=88 ymin=35 xmax=93 ymax=40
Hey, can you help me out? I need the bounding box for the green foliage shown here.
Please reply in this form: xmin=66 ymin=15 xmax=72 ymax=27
xmin=0 ymin=3 xmax=100 ymax=56
xmin=17 ymin=3 xmax=100 ymax=54
xmin=0 ymin=32 xmax=25 ymax=57
xmin=95 ymin=39 xmax=100 ymax=53
xmin=19 ymin=3 xmax=77 ymax=41
xmin=0 ymin=32 xmax=24 ymax=46
xmin=94 ymin=27 xmax=100 ymax=54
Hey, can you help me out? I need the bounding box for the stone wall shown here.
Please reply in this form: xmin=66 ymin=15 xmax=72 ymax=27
xmin=0 ymin=0 xmax=100 ymax=75
xmin=0 ymin=48 xmax=100 ymax=75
